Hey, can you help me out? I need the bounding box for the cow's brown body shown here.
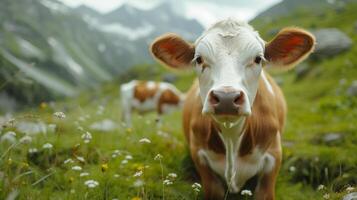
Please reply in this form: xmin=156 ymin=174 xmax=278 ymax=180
xmin=150 ymin=19 xmax=315 ymax=199
xmin=183 ymin=72 xmax=286 ymax=199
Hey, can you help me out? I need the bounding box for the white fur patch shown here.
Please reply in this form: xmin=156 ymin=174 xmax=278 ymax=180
xmin=261 ymin=71 xmax=274 ymax=95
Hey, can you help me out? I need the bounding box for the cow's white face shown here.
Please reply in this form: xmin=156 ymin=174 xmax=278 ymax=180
xmin=151 ymin=19 xmax=315 ymax=126
xmin=193 ymin=25 xmax=265 ymax=124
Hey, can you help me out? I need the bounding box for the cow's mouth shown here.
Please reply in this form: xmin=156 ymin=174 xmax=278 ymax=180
xmin=211 ymin=114 xmax=245 ymax=129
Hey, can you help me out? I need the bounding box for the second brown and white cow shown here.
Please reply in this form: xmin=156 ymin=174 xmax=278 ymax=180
xmin=120 ymin=80 xmax=184 ymax=127
xmin=150 ymin=19 xmax=315 ymax=199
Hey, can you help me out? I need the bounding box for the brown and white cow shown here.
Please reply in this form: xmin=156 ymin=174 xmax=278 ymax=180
xmin=150 ymin=19 xmax=315 ymax=199
xmin=120 ymin=80 xmax=184 ymax=127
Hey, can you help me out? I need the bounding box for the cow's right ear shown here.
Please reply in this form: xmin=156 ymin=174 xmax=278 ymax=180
xmin=150 ymin=33 xmax=195 ymax=70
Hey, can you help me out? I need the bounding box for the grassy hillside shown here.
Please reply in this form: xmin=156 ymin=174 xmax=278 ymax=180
xmin=1 ymin=2 xmax=357 ymax=200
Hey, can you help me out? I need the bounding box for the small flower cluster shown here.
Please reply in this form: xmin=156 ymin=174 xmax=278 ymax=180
xmin=121 ymin=154 xmax=133 ymax=165
xmin=84 ymin=180 xmax=99 ymax=188
xmin=53 ymin=111 xmax=66 ymax=119
xmin=154 ymin=154 xmax=163 ymax=161
xmin=139 ymin=138 xmax=151 ymax=144
xmin=112 ymin=150 xmax=121 ymax=158
xmin=133 ymin=170 xmax=143 ymax=177
xmin=42 ymin=143 xmax=53 ymax=149
xmin=241 ymin=189 xmax=252 ymax=196
xmin=192 ymin=182 xmax=202 ymax=193
xmin=163 ymin=172 xmax=177 ymax=186
xmin=72 ymin=166 xmax=82 ymax=171
xmin=81 ymin=131 xmax=92 ymax=144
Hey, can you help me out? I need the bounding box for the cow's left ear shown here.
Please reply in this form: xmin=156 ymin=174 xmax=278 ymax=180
xmin=265 ymin=28 xmax=315 ymax=69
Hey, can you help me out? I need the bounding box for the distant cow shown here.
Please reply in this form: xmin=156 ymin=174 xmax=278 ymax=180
xmin=120 ymin=80 xmax=184 ymax=127
xmin=150 ymin=19 xmax=315 ymax=199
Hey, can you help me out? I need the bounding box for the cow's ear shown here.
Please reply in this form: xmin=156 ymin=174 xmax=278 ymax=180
xmin=150 ymin=33 xmax=194 ymax=69
xmin=265 ymin=28 xmax=315 ymax=69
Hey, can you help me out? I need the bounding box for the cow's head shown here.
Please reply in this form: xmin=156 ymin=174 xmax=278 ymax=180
xmin=151 ymin=19 xmax=315 ymax=126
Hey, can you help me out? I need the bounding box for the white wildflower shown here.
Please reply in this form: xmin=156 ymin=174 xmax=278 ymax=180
xmin=163 ymin=179 xmax=173 ymax=185
xmin=64 ymin=158 xmax=74 ymax=164
xmin=289 ymin=166 xmax=296 ymax=172
xmin=79 ymin=116 xmax=86 ymax=122
xmin=323 ymin=193 xmax=330 ymax=199
xmin=7 ymin=131 xmax=16 ymax=136
xmin=139 ymin=138 xmax=151 ymax=144
xmin=133 ymin=179 xmax=144 ymax=187
xmin=121 ymin=159 xmax=128 ymax=165
xmin=72 ymin=166 xmax=82 ymax=171
xmin=84 ymin=180 xmax=99 ymax=188
xmin=125 ymin=155 xmax=133 ymax=160
xmin=167 ymin=173 xmax=177 ymax=179
xmin=133 ymin=170 xmax=143 ymax=177
xmin=77 ymin=126 xmax=84 ymax=131
xmin=42 ymin=143 xmax=53 ymax=149
xmin=53 ymin=111 xmax=66 ymax=119
xmin=80 ymin=172 xmax=89 ymax=177
xmin=241 ymin=189 xmax=253 ymax=196
xmin=28 ymin=148 xmax=38 ymax=153
xmin=19 ymin=135 xmax=32 ymax=144
xmin=112 ymin=150 xmax=121 ymax=158
xmin=154 ymin=154 xmax=163 ymax=160
xmin=81 ymin=131 xmax=92 ymax=143
xmin=113 ymin=174 xmax=119 ymax=178
xmin=318 ymin=184 xmax=326 ymax=191
xmin=76 ymin=156 xmax=85 ymax=162
xmin=346 ymin=186 xmax=354 ymax=193
xmin=192 ymin=182 xmax=202 ymax=193
xmin=1 ymin=131 xmax=17 ymax=144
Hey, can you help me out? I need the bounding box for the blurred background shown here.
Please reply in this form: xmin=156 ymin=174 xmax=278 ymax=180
xmin=0 ymin=0 xmax=356 ymax=199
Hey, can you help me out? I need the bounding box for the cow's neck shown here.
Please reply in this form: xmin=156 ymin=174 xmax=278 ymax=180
xmin=216 ymin=117 xmax=246 ymax=189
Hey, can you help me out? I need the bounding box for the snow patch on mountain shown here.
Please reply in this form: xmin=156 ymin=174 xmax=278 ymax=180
xmin=99 ymin=23 xmax=154 ymax=41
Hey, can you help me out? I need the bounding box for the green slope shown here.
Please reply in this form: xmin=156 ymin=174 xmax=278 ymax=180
xmin=0 ymin=1 xmax=356 ymax=200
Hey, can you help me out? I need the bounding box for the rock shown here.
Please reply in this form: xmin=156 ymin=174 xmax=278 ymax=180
xmin=343 ymin=192 xmax=357 ymax=200
xmin=347 ymin=80 xmax=357 ymax=96
xmin=16 ymin=121 xmax=47 ymax=135
xmin=162 ymin=73 xmax=177 ymax=83
xmin=312 ymin=28 xmax=352 ymax=58
xmin=323 ymin=133 xmax=344 ymax=145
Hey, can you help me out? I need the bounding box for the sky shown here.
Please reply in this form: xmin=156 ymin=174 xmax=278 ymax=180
xmin=59 ymin=0 xmax=282 ymax=27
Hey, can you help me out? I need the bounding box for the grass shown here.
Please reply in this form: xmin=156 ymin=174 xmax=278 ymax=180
xmin=1 ymin=2 xmax=357 ymax=200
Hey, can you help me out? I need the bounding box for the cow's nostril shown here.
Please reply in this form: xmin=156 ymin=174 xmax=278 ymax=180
xmin=233 ymin=91 xmax=244 ymax=106
xmin=209 ymin=91 xmax=220 ymax=105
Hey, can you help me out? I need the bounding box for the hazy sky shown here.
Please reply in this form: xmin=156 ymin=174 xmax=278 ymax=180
xmin=59 ymin=0 xmax=281 ymax=27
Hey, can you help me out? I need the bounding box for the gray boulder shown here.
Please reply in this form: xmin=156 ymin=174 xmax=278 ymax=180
xmin=347 ymin=80 xmax=357 ymax=96
xmin=343 ymin=192 xmax=357 ymax=200
xmin=312 ymin=28 xmax=352 ymax=58
xmin=322 ymin=133 xmax=344 ymax=146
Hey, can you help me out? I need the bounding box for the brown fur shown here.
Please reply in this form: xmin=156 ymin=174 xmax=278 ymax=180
xmin=183 ymin=72 xmax=285 ymax=200
xmin=158 ymin=89 xmax=181 ymax=114
xmin=133 ymin=81 xmax=159 ymax=103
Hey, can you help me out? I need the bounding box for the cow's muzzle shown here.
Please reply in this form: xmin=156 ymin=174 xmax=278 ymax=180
xmin=208 ymin=86 xmax=245 ymax=116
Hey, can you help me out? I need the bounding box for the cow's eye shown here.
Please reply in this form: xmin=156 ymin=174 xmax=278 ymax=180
xmin=254 ymin=56 xmax=262 ymax=64
xmin=195 ymin=56 xmax=203 ymax=65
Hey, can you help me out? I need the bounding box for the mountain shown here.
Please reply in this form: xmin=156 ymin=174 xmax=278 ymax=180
xmin=252 ymin=0 xmax=350 ymax=24
xmin=0 ymin=0 xmax=204 ymax=111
